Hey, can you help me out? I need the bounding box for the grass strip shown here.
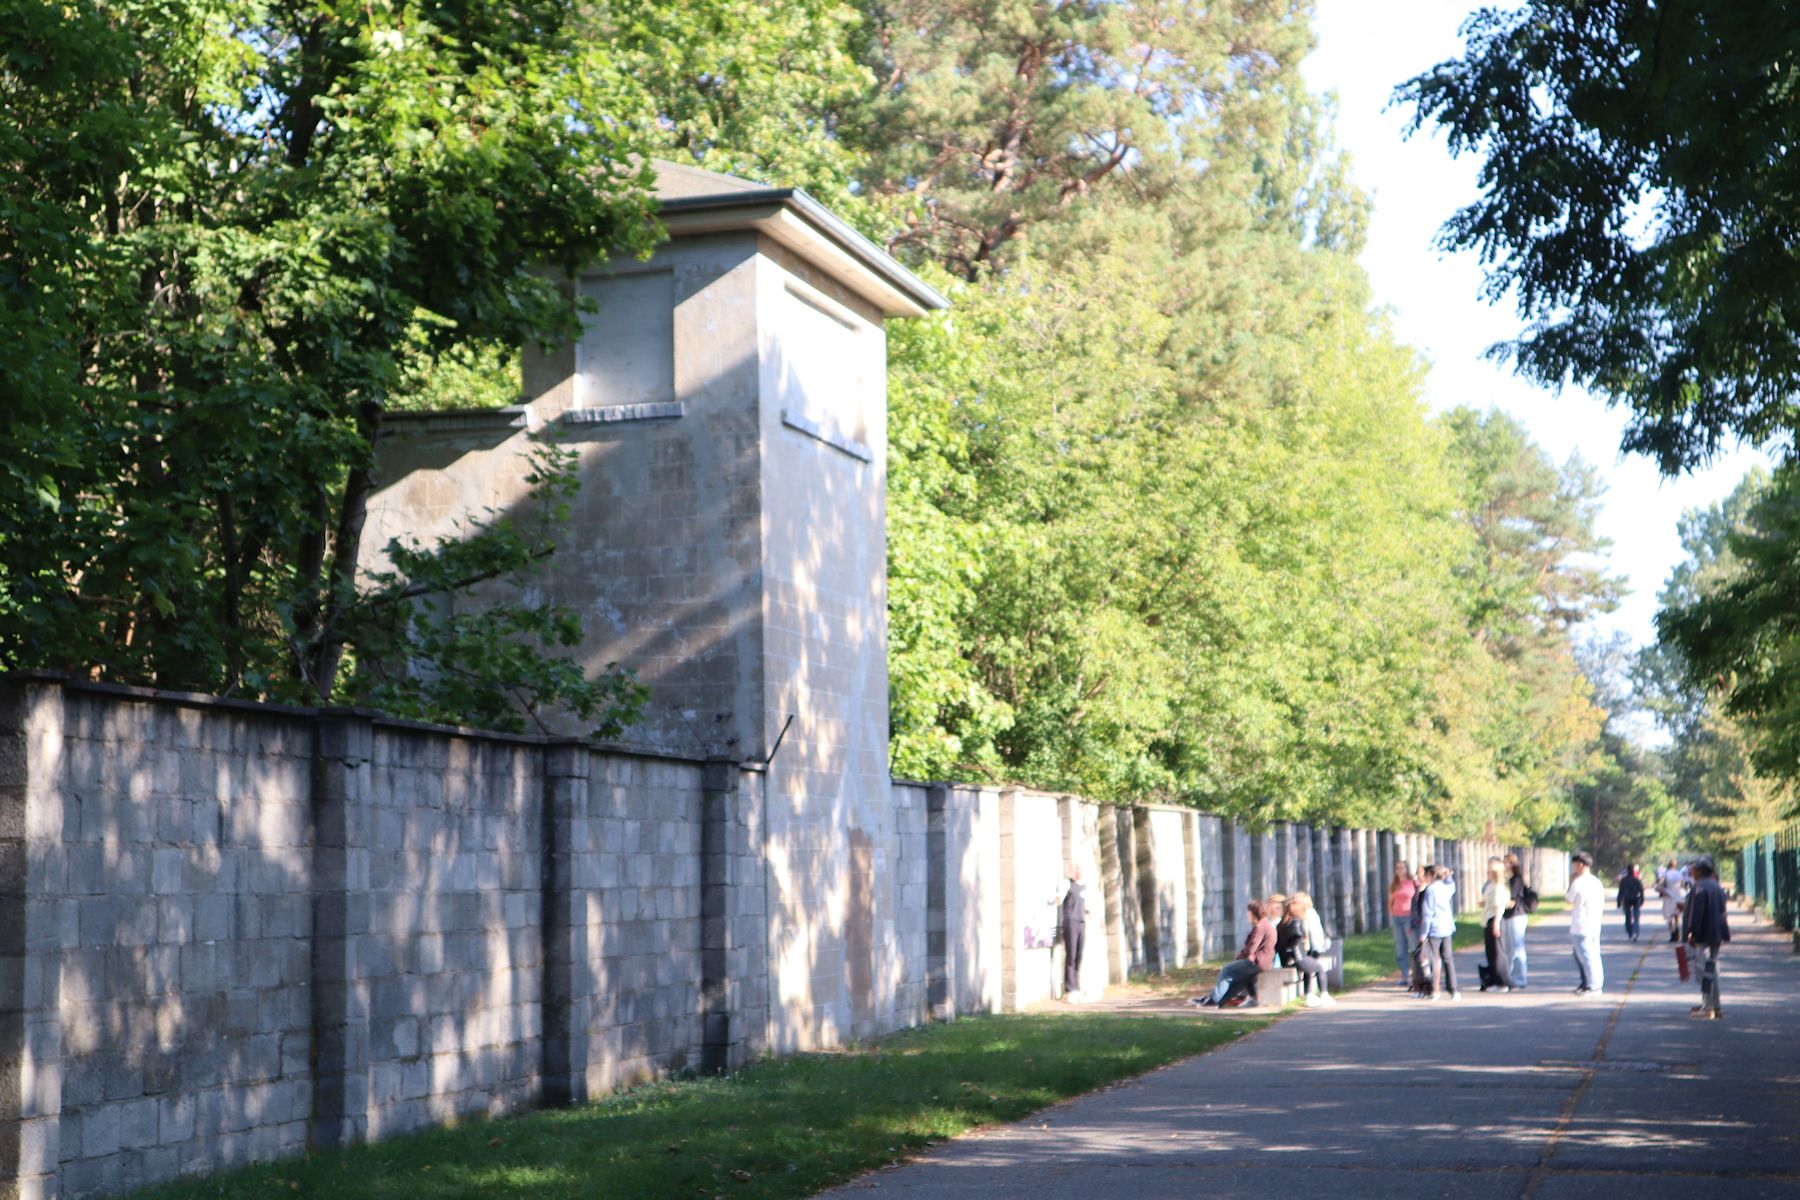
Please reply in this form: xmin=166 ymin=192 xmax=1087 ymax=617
xmin=132 ymin=1013 xmax=1266 ymax=1200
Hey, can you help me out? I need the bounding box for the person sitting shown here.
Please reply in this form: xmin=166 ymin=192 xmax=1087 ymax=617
xmin=1281 ymin=894 xmax=1335 ymax=1007
xmin=1193 ymin=900 xmax=1276 ymax=1007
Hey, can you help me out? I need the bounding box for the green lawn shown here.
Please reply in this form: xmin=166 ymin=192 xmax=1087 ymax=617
xmin=132 ymin=1014 xmax=1266 ymax=1200
xmin=135 ymin=897 xmax=1574 ymax=1199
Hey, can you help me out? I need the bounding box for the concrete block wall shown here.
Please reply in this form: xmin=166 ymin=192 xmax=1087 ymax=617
xmin=357 ymin=725 xmax=546 ymax=1140
xmin=937 ymin=785 xmax=1001 ymax=1016
xmin=941 ymin=802 xmax=1572 ymax=1009
xmin=0 ymin=675 xmax=1574 ymax=1199
xmin=550 ymin=751 xmax=708 ymax=1100
xmin=889 ymin=783 xmax=930 ymax=1029
xmin=49 ymin=686 xmax=316 ymax=1198
xmin=0 ymin=678 xmax=782 ymax=1200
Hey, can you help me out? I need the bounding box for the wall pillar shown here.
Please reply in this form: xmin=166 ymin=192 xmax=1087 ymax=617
xmin=698 ymin=758 xmax=741 ymax=1073
xmin=0 ymin=679 xmax=65 ymax=1200
xmin=541 ymin=741 xmax=591 ymax=1105
xmin=1349 ymin=830 xmax=1368 ymax=934
xmin=998 ymin=790 xmax=1019 ymax=1011
xmin=1181 ymin=812 xmax=1202 ymax=966
xmin=926 ymin=787 xmax=955 ymax=1021
xmin=311 ymin=711 xmax=375 ymax=1150
xmin=1131 ymin=809 xmax=1163 ymax=975
xmin=1222 ymin=820 xmax=1250 ymax=952
xmin=1377 ymin=833 xmax=1395 ymax=929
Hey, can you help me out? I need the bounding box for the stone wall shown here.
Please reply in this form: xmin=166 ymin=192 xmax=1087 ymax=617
xmin=0 ymin=675 xmax=1571 ymax=1199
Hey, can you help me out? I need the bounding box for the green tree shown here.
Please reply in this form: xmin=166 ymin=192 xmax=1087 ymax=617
xmin=1400 ymin=2 xmax=1800 ymax=473
xmin=1649 ymin=467 xmax=1793 ymax=853
xmin=1575 ymin=733 xmax=1682 ymax=876
xmin=594 ymin=0 xmax=872 ymax=202
xmin=1636 ymin=467 xmax=1771 ymax=742
xmin=1430 ymin=409 xmax=1619 ymax=839
xmin=853 ymin=0 xmax=1351 ymax=276
xmin=1660 ymin=463 xmax=1800 ymax=791
xmin=0 ymin=0 xmax=658 ymax=728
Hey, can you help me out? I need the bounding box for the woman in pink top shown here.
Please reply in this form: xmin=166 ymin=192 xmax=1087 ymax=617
xmin=1388 ymin=861 xmax=1418 ymax=987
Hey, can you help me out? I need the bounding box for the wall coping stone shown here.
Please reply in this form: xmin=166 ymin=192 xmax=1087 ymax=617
xmin=0 ymin=671 xmax=729 ymax=768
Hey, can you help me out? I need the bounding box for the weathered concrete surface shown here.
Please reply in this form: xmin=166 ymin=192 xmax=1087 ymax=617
xmin=822 ymin=902 xmax=1800 ymax=1200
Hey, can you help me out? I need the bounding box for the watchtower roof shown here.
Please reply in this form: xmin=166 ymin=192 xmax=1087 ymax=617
xmin=648 ymin=159 xmax=948 ymax=319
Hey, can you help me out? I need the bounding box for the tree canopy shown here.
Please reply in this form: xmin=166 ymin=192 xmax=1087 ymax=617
xmin=1400 ymin=1 xmax=1800 ymax=473
xmin=0 ymin=0 xmax=660 ymax=727
xmin=3 ymin=0 xmax=1634 ymax=838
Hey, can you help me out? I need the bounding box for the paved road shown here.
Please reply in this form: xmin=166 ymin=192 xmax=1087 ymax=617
xmin=824 ymin=901 xmax=1800 ymax=1199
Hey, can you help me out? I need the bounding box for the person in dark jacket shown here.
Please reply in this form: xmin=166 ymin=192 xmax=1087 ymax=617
xmin=1681 ymin=859 xmax=1731 ymax=1020
xmin=1617 ymin=864 xmax=1646 ymax=941
xmin=1276 ymin=896 xmax=1328 ymax=1006
xmin=1193 ymin=901 xmax=1276 ymax=1007
xmin=1060 ymin=864 xmax=1088 ymax=1002
xmin=1408 ymin=865 xmax=1434 ymax=996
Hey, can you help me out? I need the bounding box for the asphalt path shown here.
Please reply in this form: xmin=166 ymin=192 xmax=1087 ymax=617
xmin=822 ymin=899 xmax=1800 ymax=1199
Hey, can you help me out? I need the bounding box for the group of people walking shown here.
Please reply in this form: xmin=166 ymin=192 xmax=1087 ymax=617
xmin=1613 ymin=858 xmax=1699 ymax=944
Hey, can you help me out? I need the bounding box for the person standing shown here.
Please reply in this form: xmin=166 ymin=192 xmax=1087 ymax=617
xmin=1060 ymin=864 xmax=1088 ymax=1003
xmin=1388 ymin=861 xmax=1418 ymax=987
xmin=1656 ymin=857 xmax=1686 ymax=943
xmin=1480 ymin=857 xmax=1513 ymax=991
xmin=1617 ymin=863 xmax=1645 ymax=941
xmin=1567 ymin=852 xmax=1605 ymax=995
xmin=1681 ymin=858 xmax=1731 ymax=1020
xmin=1503 ymin=853 xmax=1531 ymax=989
xmin=1420 ymin=865 xmax=1460 ymax=1001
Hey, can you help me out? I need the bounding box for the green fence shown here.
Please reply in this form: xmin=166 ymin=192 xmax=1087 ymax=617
xmin=1737 ymin=823 xmax=1800 ymax=932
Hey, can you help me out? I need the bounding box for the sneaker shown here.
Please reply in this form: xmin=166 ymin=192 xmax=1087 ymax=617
xmin=1589 ymin=989 xmax=1604 ymax=996
xmin=1451 ymin=992 xmax=1463 ymax=1001
xmin=1318 ymin=993 xmax=1337 ymax=1006
xmin=1426 ymin=993 xmax=1440 ymax=1002
xmin=1572 ymin=986 xmax=1590 ymax=995
xmin=1303 ymin=995 xmax=1321 ymax=1008
xmin=1188 ymin=996 xmax=1212 ymax=1007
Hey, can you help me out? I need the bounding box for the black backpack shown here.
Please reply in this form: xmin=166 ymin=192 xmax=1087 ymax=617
xmin=1520 ymin=884 xmax=1539 ymax=914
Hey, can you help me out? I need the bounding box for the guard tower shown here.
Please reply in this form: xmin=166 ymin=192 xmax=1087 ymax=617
xmin=362 ymin=161 xmax=948 ymax=1052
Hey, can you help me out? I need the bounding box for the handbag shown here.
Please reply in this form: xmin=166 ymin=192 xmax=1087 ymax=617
xmin=1675 ymin=944 xmax=1690 ymax=982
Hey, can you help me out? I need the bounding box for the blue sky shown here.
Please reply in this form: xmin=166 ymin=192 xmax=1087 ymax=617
xmin=1302 ymin=0 xmax=1770 ymax=653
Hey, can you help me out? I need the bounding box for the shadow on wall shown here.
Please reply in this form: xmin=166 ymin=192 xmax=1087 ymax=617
xmin=24 ymin=687 xmax=575 ymax=1199
xmin=364 ymin=345 xmax=768 ymax=761
xmin=757 ymin=280 xmax=905 ymax=1053
xmin=45 ymin=696 xmax=318 ymax=1197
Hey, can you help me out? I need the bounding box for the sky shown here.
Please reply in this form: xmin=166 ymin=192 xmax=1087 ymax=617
xmin=1301 ymin=0 xmax=1770 ymax=655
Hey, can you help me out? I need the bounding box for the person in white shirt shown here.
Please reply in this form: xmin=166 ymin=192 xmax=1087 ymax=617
xmin=1566 ymin=852 xmax=1605 ymax=994
xmin=1656 ymin=858 xmax=1686 ymax=943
